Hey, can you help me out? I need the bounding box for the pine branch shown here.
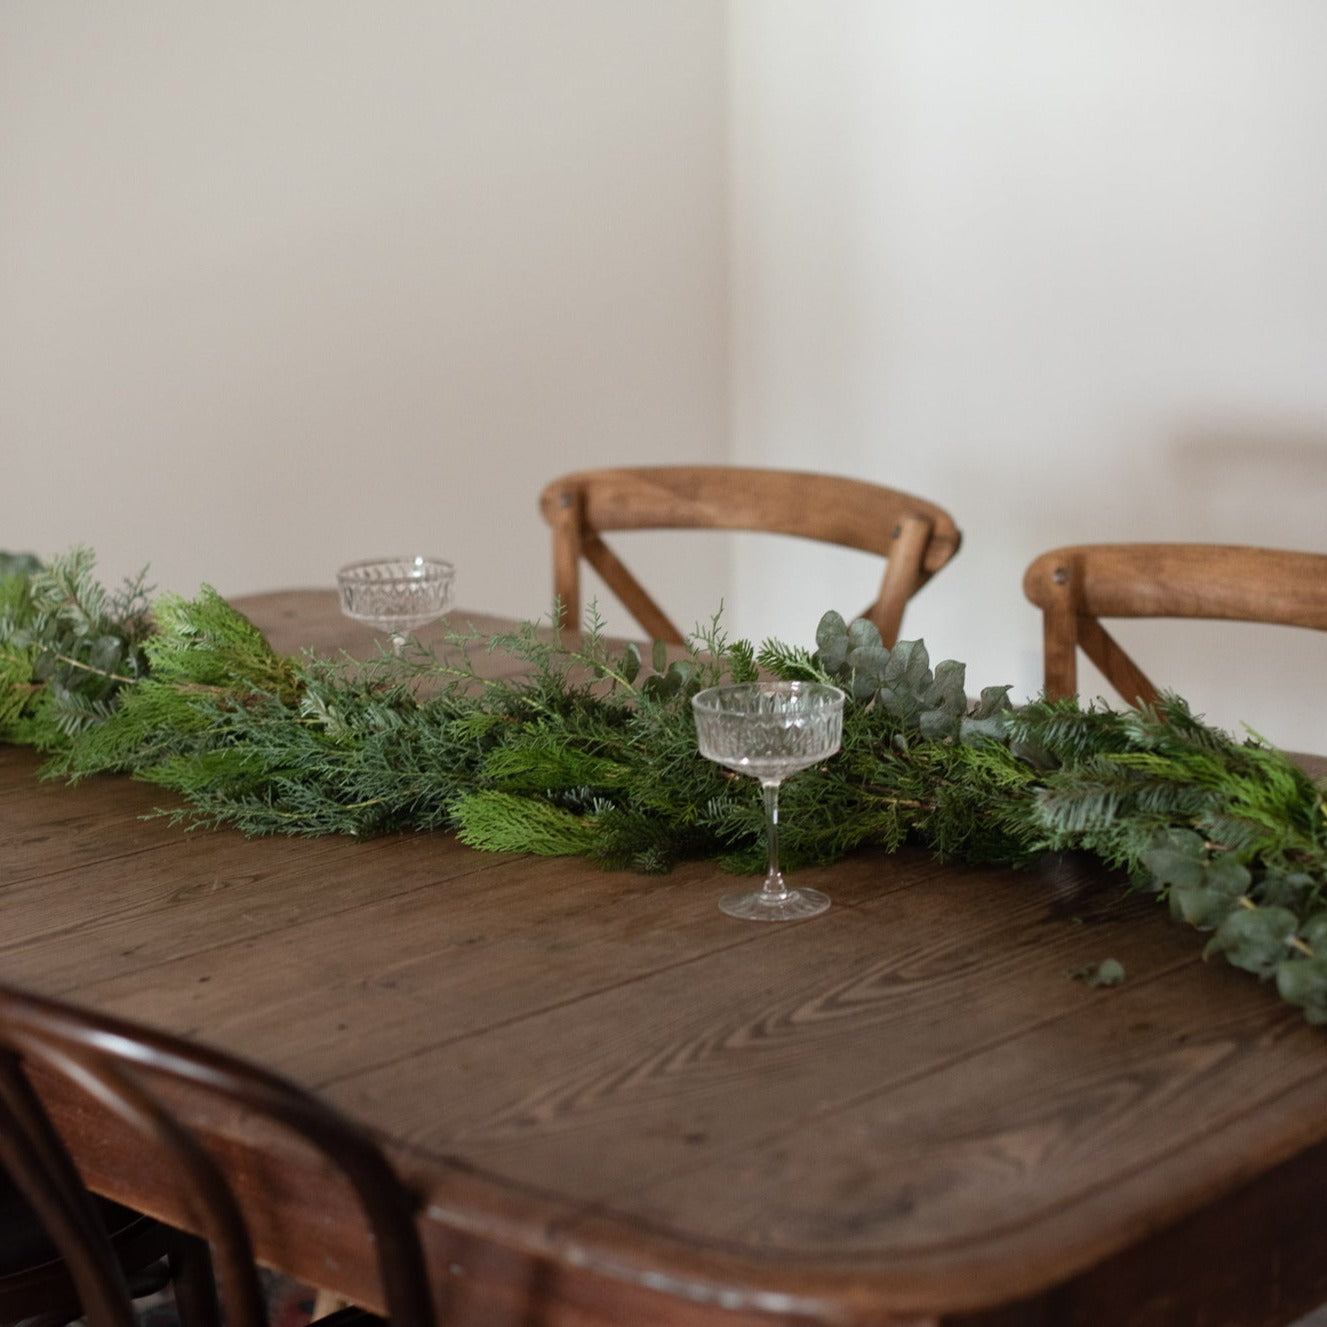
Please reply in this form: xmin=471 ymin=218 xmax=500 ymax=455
xmin=7 ymin=546 xmax=1327 ymax=1023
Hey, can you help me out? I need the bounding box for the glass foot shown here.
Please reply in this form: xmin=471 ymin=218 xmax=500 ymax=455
xmin=718 ymin=885 xmax=830 ymax=922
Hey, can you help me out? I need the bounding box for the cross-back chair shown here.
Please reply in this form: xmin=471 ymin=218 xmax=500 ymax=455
xmin=0 ymin=984 xmax=436 ymax=1327
xmin=0 ymin=1179 xmax=207 ymax=1327
xmin=539 ymin=466 xmax=962 ymax=646
xmin=1023 ymin=543 xmax=1327 ymax=705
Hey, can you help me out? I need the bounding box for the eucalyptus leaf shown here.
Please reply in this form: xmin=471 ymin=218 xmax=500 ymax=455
xmin=926 ymin=659 xmax=967 ymax=715
xmin=846 ymin=617 xmax=883 ymax=652
xmin=668 ymin=659 xmax=695 ymax=687
xmin=1277 ymin=956 xmax=1327 ymax=1022
xmin=1300 ymin=913 xmax=1327 ymax=954
xmin=886 ymin=639 xmax=930 ymax=690
xmin=1259 ymin=869 xmax=1316 ymax=910
xmin=619 ymin=642 xmax=641 ymax=685
xmin=876 ymin=684 xmax=922 ymax=724
xmin=1141 ymin=827 xmax=1208 ymax=889
xmin=847 ymin=643 xmax=890 ymax=678
xmin=1204 ymin=905 xmax=1298 ymax=977
xmin=848 ymin=670 xmax=879 ymax=704
xmin=972 ymin=685 xmax=1013 ymax=720
xmin=1170 ymin=881 xmax=1242 ymax=931
xmin=847 ymin=645 xmax=891 ymax=698
xmin=814 ymin=611 xmax=849 ymax=671
xmin=918 ymin=708 xmax=960 ymax=742
xmin=9 ymin=555 xmax=1327 ymax=1027
xmin=960 ymin=714 xmax=1008 ymax=745
xmin=1072 ymin=957 xmax=1125 ymax=988
xmin=1205 ymin=856 xmax=1253 ymax=895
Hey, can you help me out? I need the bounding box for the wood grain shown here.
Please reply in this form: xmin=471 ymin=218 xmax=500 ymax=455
xmin=231 ymin=591 xmax=525 ymax=667
xmin=5 ymin=591 xmax=1327 ymax=1326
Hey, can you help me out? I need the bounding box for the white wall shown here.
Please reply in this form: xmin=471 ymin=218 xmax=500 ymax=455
xmin=729 ymin=2 xmax=1327 ymax=750
xmin=0 ymin=2 xmax=729 ymax=620
xmin=5 ymin=3 xmax=1326 ymax=750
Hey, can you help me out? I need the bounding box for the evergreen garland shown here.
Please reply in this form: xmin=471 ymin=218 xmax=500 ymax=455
xmin=3 ymin=550 xmax=1326 ymax=1022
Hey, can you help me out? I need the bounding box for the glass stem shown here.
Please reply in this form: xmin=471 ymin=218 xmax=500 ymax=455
xmin=760 ymin=779 xmax=788 ymax=901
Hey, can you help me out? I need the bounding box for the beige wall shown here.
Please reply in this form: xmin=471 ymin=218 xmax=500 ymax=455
xmin=729 ymin=2 xmax=1327 ymax=749
xmin=5 ymin=3 xmax=1326 ymax=749
xmin=0 ymin=2 xmax=729 ymax=620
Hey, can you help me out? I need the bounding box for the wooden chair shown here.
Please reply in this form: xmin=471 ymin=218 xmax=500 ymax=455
xmin=539 ymin=466 xmax=962 ymax=646
xmin=0 ymin=984 xmax=436 ymax=1327
xmin=1023 ymin=543 xmax=1327 ymax=705
xmin=0 ymin=1180 xmax=209 ymax=1327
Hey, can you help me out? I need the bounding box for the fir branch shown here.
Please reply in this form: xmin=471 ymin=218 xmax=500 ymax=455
xmin=7 ymin=546 xmax=1327 ymax=1024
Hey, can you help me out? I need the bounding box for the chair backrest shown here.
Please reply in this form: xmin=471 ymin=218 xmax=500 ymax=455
xmin=1023 ymin=543 xmax=1327 ymax=705
xmin=539 ymin=466 xmax=961 ymax=646
xmin=0 ymin=984 xmax=435 ymax=1327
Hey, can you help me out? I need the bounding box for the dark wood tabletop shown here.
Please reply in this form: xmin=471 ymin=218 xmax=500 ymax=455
xmin=5 ymin=589 xmax=1327 ymax=1327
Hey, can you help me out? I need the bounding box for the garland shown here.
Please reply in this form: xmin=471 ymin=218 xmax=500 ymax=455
xmin=3 ymin=548 xmax=1327 ymax=1022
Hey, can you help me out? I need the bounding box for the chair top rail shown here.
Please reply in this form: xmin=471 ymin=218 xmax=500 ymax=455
xmin=1024 ymin=543 xmax=1327 ymax=629
xmin=541 ymin=466 xmax=961 ymax=573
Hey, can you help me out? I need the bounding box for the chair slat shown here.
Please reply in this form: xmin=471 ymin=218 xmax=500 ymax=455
xmin=0 ymin=986 xmax=438 ymax=1327
xmin=582 ymin=531 xmax=684 ymax=645
xmin=1024 ymin=543 xmax=1327 ymax=704
xmin=541 ymin=467 xmax=961 ymax=647
xmin=0 ymin=1057 xmax=138 ymax=1327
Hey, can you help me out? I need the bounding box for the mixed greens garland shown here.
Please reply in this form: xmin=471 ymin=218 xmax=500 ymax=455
xmin=4 ymin=548 xmax=1327 ymax=1022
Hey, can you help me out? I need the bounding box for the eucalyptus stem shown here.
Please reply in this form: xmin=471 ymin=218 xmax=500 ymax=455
xmin=4 ymin=551 xmax=1327 ymax=1021
xmin=53 ymin=653 xmax=138 ymax=685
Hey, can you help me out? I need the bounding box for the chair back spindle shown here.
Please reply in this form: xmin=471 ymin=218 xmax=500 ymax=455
xmin=540 ymin=466 xmax=961 ymax=646
xmin=0 ymin=986 xmax=437 ymax=1327
xmin=1023 ymin=543 xmax=1327 ymax=705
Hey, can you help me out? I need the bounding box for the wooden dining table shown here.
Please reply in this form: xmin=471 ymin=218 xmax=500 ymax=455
xmin=5 ymin=589 xmax=1327 ymax=1327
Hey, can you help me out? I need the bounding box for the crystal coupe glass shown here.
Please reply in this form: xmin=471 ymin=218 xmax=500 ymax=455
xmin=336 ymin=556 xmax=455 ymax=654
xmin=692 ymin=681 xmax=845 ymax=921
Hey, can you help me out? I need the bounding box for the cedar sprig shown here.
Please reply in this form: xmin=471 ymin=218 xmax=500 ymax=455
xmin=6 ymin=548 xmax=1327 ymax=1021
xmin=0 ymin=547 xmax=154 ymax=746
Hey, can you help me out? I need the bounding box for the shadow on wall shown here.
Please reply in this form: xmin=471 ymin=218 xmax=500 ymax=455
xmin=1164 ymin=425 xmax=1327 ymax=549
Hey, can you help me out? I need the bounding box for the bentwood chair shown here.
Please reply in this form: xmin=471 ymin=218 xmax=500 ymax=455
xmin=539 ymin=466 xmax=962 ymax=646
xmin=0 ymin=1179 xmax=209 ymax=1327
xmin=1023 ymin=543 xmax=1327 ymax=705
xmin=0 ymin=984 xmax=436 ymax=1327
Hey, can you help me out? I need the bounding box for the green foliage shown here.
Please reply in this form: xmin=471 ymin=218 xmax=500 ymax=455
xmin=1072 ymin=958 xmax=1126 ymax=988
xmin=808 ymin=613 xmax=1014 ymax=744
xmin=145 ymin=587 xmax=298 ymax=695
xmin=6 ymin=548 xmax=1327 ymax=1025
xmin=0 ymin=548 xmax=153 ymax=746
xmin=453 ymin=792 xmax=598 ymax=856
xmin=0 ymin=551 xmax=43 ymax=583
xmin=1204 ymin=904 xmax=1299 ymax=978
xmin=0 ymin=642 xmax=39 ymax=733
xmin=1277 ymin=957 xmax=1327 ymax=1023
